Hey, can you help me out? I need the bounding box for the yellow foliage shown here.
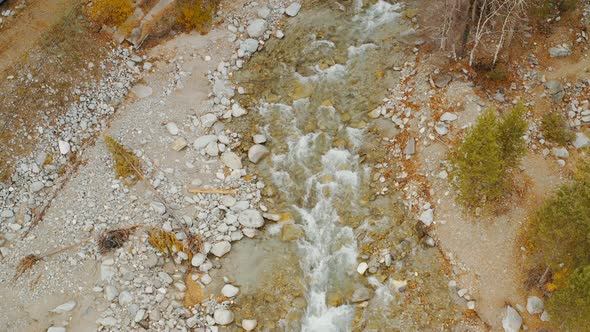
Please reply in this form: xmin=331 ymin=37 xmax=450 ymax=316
xmin=147 ymin=228 xmax=190 ymax=259
xmin=176 ymin=0 xmax=217 ymax=33
xmin=104 ymin=135 xmax=142 ymax=186
xmin=88 ymin=0 xmax=134 ymax=26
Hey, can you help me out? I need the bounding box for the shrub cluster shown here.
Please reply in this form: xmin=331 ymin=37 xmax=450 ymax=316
xmin=541 ymin=110 xmax=575 ymax=145
xmin=176 ymin=0 xmax=217 ymax=34
xmin=529 ymin=157 xmax=590 ymax=330
xmin=88 ymin=0 xmax=133 ymax=26
xmin=451 ymin=104 xmax=528 ymax=209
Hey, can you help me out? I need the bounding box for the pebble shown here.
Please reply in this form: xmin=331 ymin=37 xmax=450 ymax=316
xmin=246 ymin=19 xmax=268 ymax=38
xmin=248 ymin=144 xmax=269 ymax=163
xmin=118 ymin=291 xmax=133 ymax=306
xmin=51 ymin=300 xmax=76 ymax=314
xmin=357 ymin=262 xmax=368 ymax=275
xmin=58 ymin=140 xmax=70 ymax=155
xmin=552 ymin=147 xmax=569 ymax=159
xmin=200 ymin=113 xmax=218 ymax=128
xmin=253 ymin=134 xmax=267 ymax=144
xmin=166 ymin=122 xmax=179 ymax=135
xmin=221 ymin=284 xmax=240 ymax=297
xmin=211 ymin=241 xmax=231 ymax=257
xmin=526 ymin=296 xmax=544 ymax=314
xmin=191 ymin=253 xmax=206 ymax=267
xmin=238 ymin=209 xmax=265 ymax=228
xmin=213 ymin=309 xmax=234 ymax=325
xmin=285 ymin=2 xmax=302 ymax=17
xmin=220 ymin=151 xmax=243 ymax=170
xmin=418 ymin=209 xmax=434 ymax=226
xmin=242 ymin=319 xmax=258 ymax=331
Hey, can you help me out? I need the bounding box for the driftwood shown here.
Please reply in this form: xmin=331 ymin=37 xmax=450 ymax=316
xmin=187 ymin=188 xmax=238 ymax=195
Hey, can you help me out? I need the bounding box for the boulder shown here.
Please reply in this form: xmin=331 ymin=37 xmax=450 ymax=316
xmin=211 ymin=241 xmax=231 ymax=257
xmin=502 ymin=306 xmax=522 ymax=332
xmin=238 ymin=209 xmax=265 ymax=228
xmin=247 ymin=19 xmax=267 ymax=38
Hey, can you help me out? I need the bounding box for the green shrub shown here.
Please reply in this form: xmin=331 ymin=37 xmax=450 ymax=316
xmin=452 ymin=106 xmax=528 ymax=209
xmin=176 ymin=0 xmax=217 ymax=33
xmin=541 ymin=110 xmax=575 ymax=145
xmin=531 ymin=168 xmax=590 ymax=270
xmin=547 ymin=265 xmax=590 ymax=331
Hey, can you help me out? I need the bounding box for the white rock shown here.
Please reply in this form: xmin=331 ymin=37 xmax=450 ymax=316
xmin=467 ymin=301 xmax=476 ymax=310
xmin=200 ymin=113 xmax=218 ymax=128
xmin=540 ymin=311 xmax=550 ymax=322
xmin=194 ymin=135 xmax=218 ymax=150
xmin=51 ymin=300 xmax=76 ymax=314
xmin=30 ymin=181 xmax=44 ymax=193
xmin=58 ymin=140 xmax=70 ymax=155
xmin=166 ymin=122 xmax=179 ymax=135
xmin=526 ymin=296 xmax=544 ymax=314
xmin=440 ymin=112 xmax=458 ymax=122
xmin=238 ymin=209 xmax=265 ymax=228
xmin=253 ymin=134 xmax=267 ymax=144
xmin=242 ymin=228 xmax=256 ymax=238
xmin=213 ymin=309 xmax=234 ymax=325
xmin=418 ymin=209 xmax=434 ymax=226
xmin=191 ymin=253 xmax=206 ymax=267
xmin=118 ymin=291 xmax=133 ymax=306
xmin=248 ymin=144 xmax=269 ymax=163
xmin=221 ymin=284 xmax=240 ymax=297
xmin=247 ymin=19 xmax=267 ymax=38
xmin=242 ymin=319 xmax=258 ymax=331
xmin=47 ymin=328 xmax=66 ymax=332
xmin=357 ymin=262 xmax=368 ymax=275
xmin=240 ymin=39 xmax=259 ymax=54
xmin=211 ymin=241 xmax=231 ymax=257
xmin=285 ymin=2 xmax=302 ymax=16
xmin=206 ymin=141 xmax=219 ymax=157
xmin=573 ymin=132 xmax=590 ymax=149
xmin=552 ymin=147 xmax=569 ymax=159
xmin=276 ymin=30 xmax=285 ymax=39
xmin=151 ymin=201 xmax=166 ymax=215
xmin=221 ymin=152 xmax=242 ymax=170
xmin=502 ymin=306 xmax=522 ymax=332
xmin=257 ymin=6 xmax=270 ymax=18
xmin=231 ymin=103 xmax=248 ymax=117
xmin=201 ymin=274 xmax=212 ymax=285
xmin=134 ymin=309 xmax=146 ymax=322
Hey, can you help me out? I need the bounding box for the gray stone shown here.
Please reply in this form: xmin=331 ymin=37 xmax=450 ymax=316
xmin=502 ymin=306 xmax=522 ymax=332
xmin=213 ymin=309 xmax=234 ymax=325
xmin=253 ymin=134 xmax=267 ymax=144
xmin=118 ymin=291 xmax=133 ymax=306
xmin=211 ymin=241 xmax=231 ymax=257
xmin=166 ymin=122 xmax=179 ymax=135
xmin=573 ymin=132 xmax=590 ymax=149
xmin=434 ymin=74 xmax=452 ymax=88
xmin=30 ymin=181 xmax=44 ymax=193
xmin=552 ymin=147 xmax=569 ymax=159
xmin=247 ymin=19 xmax=267 ymax=38
xmin=440 ymin=112 xmax=458 ymax=122
xmin=546 ymin=80 xmax=565 ymax=103
xmin=58 ymin=140 xmax=70 ymax=155
xmin=285 ymin=2 xmax=302 ymax=16
xmin=238 ymin=209 xmax=265 ymax=228
xmin=221 ymin=284 xmax=239 ymax=297
xmin=418 ymin=209 xmax=434 ymax=226
xmin=351 ymin=286 xmax=372 ymax=302
xmin=193 ymin=135 xmax=218 ymax=150
xmin=151 ymin=201 xmax=166 ymax=215
xmin=200 ymin=113 xmax=217 ymax=128
xmin=231 ymin=103 xmax=247 ymax=117
xmin=526 ymin=296 xmax=544 ymax=314
xmin=51 ymin=300 xmax=76 ymax=314
xmin=404 ymin=137 xmax=416 ymax=155
xmin=240 ymin=39 xmax=259 ymax=54
xmin=131 ymin=84 xmax=152 ymax=98
xmin=191 ymin=253 xmax=206 ymax=267
xmin=549 ymin=44 xmax=572 ymax=58
xmin=105 ymin=285 xmax=118 ymax=301
xmin=257 ymin=6 xmax=270 ymax=18
xmin=248 ymin=144 xmax=269 ymax=163
xmin=434 ymin=123 xmax=449 ymax=136
xmin=221 ymin=151 xmax=242 ymax=170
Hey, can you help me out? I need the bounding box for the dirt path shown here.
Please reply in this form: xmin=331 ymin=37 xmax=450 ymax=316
xmin=0 ymin=0 xmax=79 ymax=75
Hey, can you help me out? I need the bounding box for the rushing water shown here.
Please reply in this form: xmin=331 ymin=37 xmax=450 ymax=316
xmin=235 ymin=1 xmax=418 ymax=330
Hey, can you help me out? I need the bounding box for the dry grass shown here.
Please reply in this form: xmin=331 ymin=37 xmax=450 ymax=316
xmin=88 ymin=0 xmax=134 ymax=26
xmin=176 ymin=0 xmax=217 ymax=34
xmin=104 ymin=135 xmax=142 ymax=186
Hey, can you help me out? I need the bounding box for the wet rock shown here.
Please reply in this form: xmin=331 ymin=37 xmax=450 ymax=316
xmin=221 ymin=151 xmax=242 ymax=170
xmin=221 ymin=284 xmax=240 ymax=297
xmin=546 ymin=80 xmax=565 ymax=103
xmin=211 ymin=241 xmax=231 ymax=257
xmin=351 ymin=286 xmax=372 ymax=303
xmin=502 ymin=306 xmax=522 ymax=332
xmin=242 ymin=319 xmax=258 ymax=331
xmin=248 ymin=144 xmax=269 ymax=163
xmin=280 ymin=224 xmax=305 ymax=241
xmin=247 ymin=19 xmax=267 ymax=38
xmin=549 ymin=44 xmax=572 ymax=58
xmin=238 ymin=209 xmax=264 ymax=228
xmin=526 ymin=296 xmax=544 ymax=314
xmin=51 ymin=300 xmax=76 ymax=314
xmin=573 ymin=132 xmax=590 ymax=149
xmin=434 ymin=73 xmax=452 ymax=88
xmin=214 ymin=309 xmax=234 ymax=325
xmin=285 ymin=2 xmax=302 ymax=17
